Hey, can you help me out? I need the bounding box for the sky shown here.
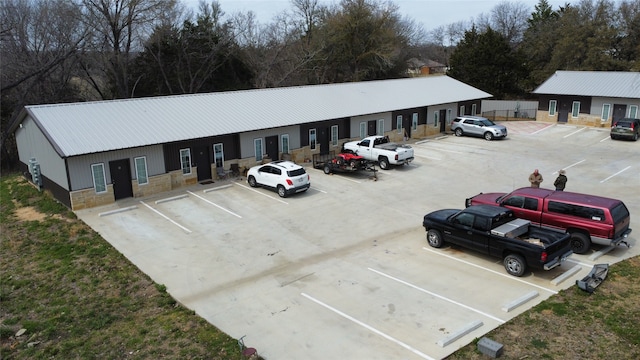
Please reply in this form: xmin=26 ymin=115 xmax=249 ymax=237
xmin=183 ymin=0 xmax=597 ymax=30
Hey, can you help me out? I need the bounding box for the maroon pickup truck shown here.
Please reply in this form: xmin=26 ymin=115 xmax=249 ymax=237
xmin=466 ymin=187 xmax=632 ymax=254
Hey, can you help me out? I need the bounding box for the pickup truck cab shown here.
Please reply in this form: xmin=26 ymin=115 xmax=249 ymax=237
xmin=466 ymin=187 xmax=632 ymax=254
xmin=423 ymin=205 xmax=572 ymax=276
xmin=342 ymin=135 xmax=414 ymax=170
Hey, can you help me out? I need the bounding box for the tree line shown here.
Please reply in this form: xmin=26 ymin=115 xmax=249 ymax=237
xmin=1 ymin=0 xmax=638 ymax=168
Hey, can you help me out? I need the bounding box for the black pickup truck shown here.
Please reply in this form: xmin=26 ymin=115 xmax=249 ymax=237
xmin=423 ymin=205 xmax=573 ymax=276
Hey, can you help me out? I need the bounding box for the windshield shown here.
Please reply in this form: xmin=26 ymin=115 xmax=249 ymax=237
xmin=479 ymin=119 xmax=496 ymax=126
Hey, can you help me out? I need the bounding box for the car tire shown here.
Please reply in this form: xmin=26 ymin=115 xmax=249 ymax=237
xmin=634 ymin=132 xmax=638 ymax=141
xmin=569 ymin=232 xmax=591 ymax=254
xmin=503 ymin=253 xmax=526 ymax=277
xmin=610 ymin=134 xmax=616 ymax=140
xmin=454 ymin=128 xmax=463 ymax=137
xmin=378 ymin=157 xmax=390 ymax=170
xmin=323 ymin=165 xmax=331 ymax=174
xmin=248 ymin=176 xmax=257 ymax=187
xmin=484 ymin=132 xmax=494 ymax=141
xmin=426 ymin=229 xmax=444 ymax=248
xmin=277 ymin=185 xmax=287 ymax=198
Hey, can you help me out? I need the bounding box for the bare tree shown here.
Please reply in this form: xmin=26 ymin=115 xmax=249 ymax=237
xmin=489 ymin=1 xmax=530 ymax=45
xmin=231 ymin=0 xmax=327 ymax=88
xmin=79 ymin=0 xmax=179 ymax=99
xmin=1 ymin=0 xmax=88 ymax=167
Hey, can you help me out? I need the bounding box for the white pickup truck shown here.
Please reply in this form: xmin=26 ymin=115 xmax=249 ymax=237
xmin=342 ymin=135 xmax=414 ymax=170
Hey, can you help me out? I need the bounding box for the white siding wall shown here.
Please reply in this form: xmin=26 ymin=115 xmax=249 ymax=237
xmin=66 ymin=145 xmax=165 ymax=191
xmin=15 ymin=117 xmax=69 ymax=190
xmin=239 ymin=126 xmax=300 ymax=159
xmin=427 ymin=103 xmax=457 ymax=126
xmin=591 ymin=97 xmax=640 ymax=118
xmin=350 ymin=112 xmax=392 ymax=135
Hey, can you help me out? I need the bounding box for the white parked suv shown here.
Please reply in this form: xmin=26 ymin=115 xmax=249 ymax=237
xmin=247 ymin=161 xmax=310 ymax=197
xmin=451 ymin=116 xmax=507 ymax=140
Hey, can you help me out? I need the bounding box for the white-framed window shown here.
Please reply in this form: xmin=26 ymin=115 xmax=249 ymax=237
xmin=134 ymin=157 xmax=148 ymax=185
xmin=412 ymin=113 xmax=418 ymax=131
xmin=91 ymin=163 xmax=107 ymax=193
xmin=254 ymin=138 xmax=263 ymax=161
xmin=471 ymin=103 xmax=477 ymax=115
xmin=281 ymin=134 xmax=289 ymax=154
xmin=434 ymin=111 xmax=439 ymax=127
xmin=213 ymin=143 xmax=224 ymax=168
xmin=377 ymin=119 xmax=384 ymax=135
xmin=360 ymin=122 xmax=367 ymax=139
xmin=330 ymin=125 xmax=338 ymax=146
xmin=459 ymin=105 xmax=465 ymax=116
xmin=180 ymin=148 xmax=191 ymax=175
xmin=572 ymin=101 xmax=580 ymax=118
xmin=549 ymin=100 xmax=557 ymax=116
xmin=601 ymin=104 xmax=611 ymax=121
xmin=447 ymin=109 xmax=453 ymax=124
xmin=309 ymin=129 xmax=317 ymax=150
xmin=629 ymin=105 xmax=638 ymax=119
xmin=396 ymin=115 xmax=402 ymax=134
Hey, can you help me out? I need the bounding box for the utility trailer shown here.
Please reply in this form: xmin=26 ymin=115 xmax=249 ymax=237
xmin=313 ymin=151 xmax=377 ymax=175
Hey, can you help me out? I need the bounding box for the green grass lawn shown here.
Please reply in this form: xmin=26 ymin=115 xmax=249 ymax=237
xmin=1 ymin=175 xmax=253 ymax=359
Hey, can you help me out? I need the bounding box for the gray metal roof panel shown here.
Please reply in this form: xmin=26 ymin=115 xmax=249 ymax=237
xmin=533 ymin=71 xmax=640 ymax=98
xmin=25 ymin=76 xmax=491 ymax=157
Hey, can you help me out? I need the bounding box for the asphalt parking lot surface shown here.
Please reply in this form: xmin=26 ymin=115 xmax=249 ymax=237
xmin=76 ymin=121 xmax=639 ymax=359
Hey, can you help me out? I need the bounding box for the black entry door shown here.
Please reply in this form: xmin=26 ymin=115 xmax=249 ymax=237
xmin=439 ymin=109 xmax=447 ymax=133
xmin=403 ymin=116 xmax=412 ymax=139
xmin=319 ymin=127 xmax=330 ymax=155
xmin=194 ymin=146 xmax=212 ymax=181
xmin=109 ymin=159 xmax=133 ymax=200
xmin=266 ymin=135 xmax=279 ymax=161
xmin=558 ymin=101 xmax=570 ymax=123
xmin=368 ymin=120 xmax=377 ymax=136
xmin=613 ymin=104 xmax=626 ymax=122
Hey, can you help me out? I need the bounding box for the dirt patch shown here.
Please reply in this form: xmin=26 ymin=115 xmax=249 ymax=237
xmin=12 ymin=200 xmax=66 ymax=222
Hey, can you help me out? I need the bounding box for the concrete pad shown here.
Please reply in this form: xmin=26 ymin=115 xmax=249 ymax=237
xmin=75 ymin=126 xmax=640 ymax=360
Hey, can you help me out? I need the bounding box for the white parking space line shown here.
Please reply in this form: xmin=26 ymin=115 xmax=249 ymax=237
xmin=327 ymin=175 xmax=362 ymax=184
xmin=600 ymin=166 xmax=631 ymax=183
xmin=301 ymin=292 xmax=436 ymax=360
xmin=421 ymin=247 xmax=558 ymax=294
xmin=563 ymin=127 xmax=587 ymax=138
xmin=368 ymin=268 xmax=506 ymax=324
xmin=550 ymin=159 xmax=586 ymax=175
xmin=139 ymin=201 xmax=192 ymax=233
xmin=599 ymin=136 xmax=611 ymax=143
xmin=415 ymin=154 xmax=442 ymax=161
xmin=186 ymin=191 xmax=242 ymax=218
xmin=233 ymin=182 xmax=289 ymax=204
xmin=530 ymin=123 xmax=555 ymax=135
xmin=310 ymin=187 xmax=328 ymax=194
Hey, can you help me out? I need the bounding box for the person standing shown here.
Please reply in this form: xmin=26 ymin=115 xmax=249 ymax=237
xmin=529 ymin=169 xmax=543 ymax=188
xmin=554 ymin=170 xmax=568 ymax=191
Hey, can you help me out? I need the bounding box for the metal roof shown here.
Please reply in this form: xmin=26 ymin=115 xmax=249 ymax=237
xmin=533 ymin=71 xmax=640 ymax=98
xmin=23 ymin=76 xmax=491 ymax=157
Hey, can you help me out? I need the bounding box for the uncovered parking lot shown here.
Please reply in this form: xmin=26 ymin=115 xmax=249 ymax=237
xmin=76 ymin=121 xmax=639 ymax=359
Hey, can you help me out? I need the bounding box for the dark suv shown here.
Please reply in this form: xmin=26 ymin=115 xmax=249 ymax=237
xmin=610 ymin=118 xmax=640 ymax=141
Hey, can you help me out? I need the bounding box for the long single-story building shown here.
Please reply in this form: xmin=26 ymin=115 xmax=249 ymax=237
xmin=14 ymin=76 xmax=491 ymax=210
xmin=533 ymin=71 xmax=640 ymax=127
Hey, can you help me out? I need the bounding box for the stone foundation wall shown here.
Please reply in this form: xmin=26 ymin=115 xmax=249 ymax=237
xmin=536 ymin=111 xmax=610 ymax=128
xmin=170 ymin=169 xmax=198 ymax=188
xmin=70 ymin=185 xmax=115 ymax=210
xmin=132 ymin=173 xmax=171 ymax=197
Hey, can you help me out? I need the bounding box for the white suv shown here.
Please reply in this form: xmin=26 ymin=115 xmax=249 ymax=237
xmin=247 ymin=161 xmax=310 ymax=197
xmin=451 ymin=116 xmax=507 ymax=140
